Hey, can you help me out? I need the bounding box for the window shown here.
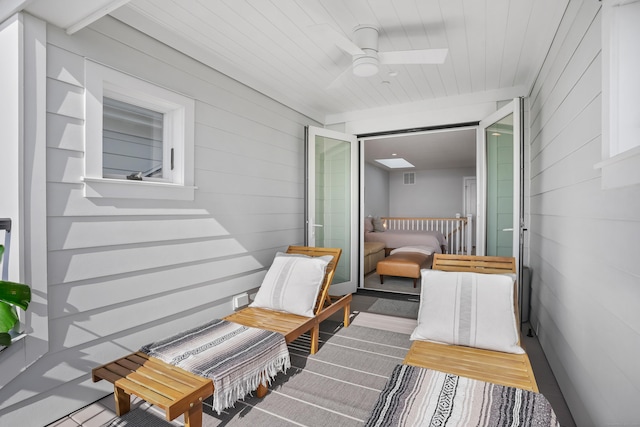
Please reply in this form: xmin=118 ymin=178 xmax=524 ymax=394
xmin=103 ymin=97 xmax=165 ymax=180
xmin=84 ymin=60 xmax=195 ymax=200
xmin=598 ymin=0 xmax=640 ymax=189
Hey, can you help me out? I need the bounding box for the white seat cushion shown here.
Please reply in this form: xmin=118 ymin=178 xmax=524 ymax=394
xmin=250 ymin=252 xmax=331 ymax=317
xmin=411 ymin=269 xmax=524 ymax=354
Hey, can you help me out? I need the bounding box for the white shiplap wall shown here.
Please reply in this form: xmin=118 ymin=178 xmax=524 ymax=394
xmin=529 ymin=1 xmax=640 ymax=426
xmin=0 ymin=16 xmax=318 ymax=426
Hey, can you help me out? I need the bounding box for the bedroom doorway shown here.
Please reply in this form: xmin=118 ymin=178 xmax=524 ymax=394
xmin=312 ymin=99 xmax=524 ymax=296
xmin=360 ymin=126 xmax=477 ymax=295
xmin=359 ymin=99 xmax=523 ymax=295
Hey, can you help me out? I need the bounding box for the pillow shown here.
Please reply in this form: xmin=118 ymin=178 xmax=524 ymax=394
xmin=364 ymin=217 xmax=374 ymax=232
xmin=250 ymin=252 xmax=331 ymax=317
xmin=411 ymin=270 xmax=524 ymax=354
xmin=390 ymin=246 xmax=434 ymax=256
xmin=372 ymin=217 xmax=386 ymax=232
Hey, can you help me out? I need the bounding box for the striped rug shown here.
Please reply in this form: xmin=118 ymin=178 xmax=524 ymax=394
xmin=108 ymin=317 xmax=412 ymax=426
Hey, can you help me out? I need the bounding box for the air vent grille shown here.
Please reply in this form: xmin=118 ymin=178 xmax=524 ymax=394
xmin=403 ymin=172 xmax=416 ymax=185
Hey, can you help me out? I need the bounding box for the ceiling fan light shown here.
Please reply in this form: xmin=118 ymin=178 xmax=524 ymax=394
xmin=353 ymin=56 xmax=379 ymax=77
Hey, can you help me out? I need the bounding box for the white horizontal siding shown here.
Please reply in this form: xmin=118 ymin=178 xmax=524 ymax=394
xmin=48 ymin=257 xmax=266 ymax=317
xmin=47 ymin=113 xmax=84 ymax=151
xmin=528 ymin=1 xmax=640 ymax=426
xmin=0 ymin=15 xmax=319 ymax=427
xmin=48 ymin=272 xmax=266 ymax=350
xmin=48 ymin=238 xmax=249 ymax=283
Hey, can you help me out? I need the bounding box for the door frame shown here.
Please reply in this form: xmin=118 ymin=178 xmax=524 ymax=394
xmin=320 ymin=99 xmax=525 ymax=293
xmin=304 ymin=125 xmax=359 ymax=295
xmin=476 ymin=99 xmax=522 ymax=265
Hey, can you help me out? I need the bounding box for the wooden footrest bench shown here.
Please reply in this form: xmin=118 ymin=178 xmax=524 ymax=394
xmin=92 ymin=352 xmax=214 ymax=427
xmin=376 ymin=250 xmax=433 ymax=287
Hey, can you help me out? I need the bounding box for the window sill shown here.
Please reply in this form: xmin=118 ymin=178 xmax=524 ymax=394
xmin=594 ymin=146 xmax=640 ymax=189
xmin=83 ymin=177 xmax=196 ymax=200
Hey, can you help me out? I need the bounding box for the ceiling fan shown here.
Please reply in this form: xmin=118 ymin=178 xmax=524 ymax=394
xmin=311 ymin=24 xmax=448 ymax=79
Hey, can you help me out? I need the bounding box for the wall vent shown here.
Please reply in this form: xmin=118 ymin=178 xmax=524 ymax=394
xmin=403 ymin=172 xmax=416 ymax=185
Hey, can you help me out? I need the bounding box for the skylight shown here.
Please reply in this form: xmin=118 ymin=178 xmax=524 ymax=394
xmin=375 ymin=158 xmax=415 ymax=168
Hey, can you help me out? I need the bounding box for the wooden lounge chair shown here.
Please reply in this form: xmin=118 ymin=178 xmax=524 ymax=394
xmin=224 ymin=245 xmax=352 ymax=355
xmin=92 ymin=245 xmax=351 ymax=427
xmin=402 ymin=253 xmax=539 ymax=392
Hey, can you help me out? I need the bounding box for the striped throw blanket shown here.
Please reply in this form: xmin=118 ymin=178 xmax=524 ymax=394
xmin=365 ymin=364 xmax=560 ymax=427
xmin=140 ymin=319 xmax=290 ymax=414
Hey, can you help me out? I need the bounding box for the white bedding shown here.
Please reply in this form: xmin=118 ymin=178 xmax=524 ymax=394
xmin=364 ymin=229 xmax=446 ymax=253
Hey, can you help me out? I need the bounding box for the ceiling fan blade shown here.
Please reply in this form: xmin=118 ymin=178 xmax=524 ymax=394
xmin=326 ymin=63 xmax=354 ymax=90
xmin=308 ymin=24 xmax=364 ymax=56
xmin=379 ymin=48 xmax=448 ymax=65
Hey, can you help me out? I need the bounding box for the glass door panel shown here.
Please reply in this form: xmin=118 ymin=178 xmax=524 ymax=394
xmin=477 ymin=99 xmax=522 ymax=266
xmin=305 ymin=126 xmax=358 ymax=295
xmin=478 ymin=99 xmax=524 ymax=320
xmin=486 ymin=114 xmax=515 ymax=256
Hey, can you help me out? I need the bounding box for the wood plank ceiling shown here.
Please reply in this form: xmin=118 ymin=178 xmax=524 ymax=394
xmin=23 ymin=0 xmax=569 ymax=124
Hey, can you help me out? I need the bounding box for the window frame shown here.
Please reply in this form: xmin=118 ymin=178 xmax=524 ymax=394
xmin=84 ymin=60 xmax=196 ymax=200
xmin=597 ymin=0 xmax=640 ymax=189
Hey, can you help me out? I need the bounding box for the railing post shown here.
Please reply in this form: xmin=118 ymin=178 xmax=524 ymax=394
xmin=466 ymin=214 xmax=473 ymax=255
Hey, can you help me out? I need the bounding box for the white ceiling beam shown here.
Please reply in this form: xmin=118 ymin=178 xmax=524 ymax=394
xmin=65 ymin=0 xmax=131 ymax=35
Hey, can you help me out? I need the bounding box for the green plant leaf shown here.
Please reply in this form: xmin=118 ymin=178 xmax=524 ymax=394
xmin=0 ymin=244 xmax=4 ymax=259
xmin=0 ymin=332 xmax=12 ymax=347
xmin=0 ymin=281 xmax=31 ymax=311
xmin=0 ymin=301 xmax=18 ymax=333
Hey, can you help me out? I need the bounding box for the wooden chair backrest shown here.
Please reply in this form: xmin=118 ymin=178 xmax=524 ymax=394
xmin=286 ymin=246 xmax=342 ymax=316
xmin=432 ymin=253 xmax=516 ymax=274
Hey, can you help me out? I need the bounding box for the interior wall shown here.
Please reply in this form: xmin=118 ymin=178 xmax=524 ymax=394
xmin=389 ymin=168 xmax=474 ymax=217
xmin=0 ymin=15 xmax=320 ymax=426
xmin=363 ymin=163 xmax=389 ymax=217
xmin=528 ymin=1 xmax=639 ymax=426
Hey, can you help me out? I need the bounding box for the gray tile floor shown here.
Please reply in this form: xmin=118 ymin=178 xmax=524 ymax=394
xmin=47 ymin=294 xmax=577 ymax=427
xmin=47 ymin=394 xmax=182 ymax=427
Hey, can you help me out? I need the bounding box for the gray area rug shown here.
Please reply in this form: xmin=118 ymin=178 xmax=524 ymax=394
xmin=363 ymin=272 xmax=421 ymax=295
xmin=105 ymin=320 xmax=411 ymax=426
xmin=365 ymin=297 xmax=419 ymax=319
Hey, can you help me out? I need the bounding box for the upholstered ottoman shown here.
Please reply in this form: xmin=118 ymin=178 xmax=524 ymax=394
xmin=364 ymin=242 xmax=385 ymax=274
xmin=376 ymin=246 xmax=434 ymax=288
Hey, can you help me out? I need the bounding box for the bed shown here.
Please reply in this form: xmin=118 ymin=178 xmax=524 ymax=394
xmin=364 ymin=217 xmax=447 ymax=254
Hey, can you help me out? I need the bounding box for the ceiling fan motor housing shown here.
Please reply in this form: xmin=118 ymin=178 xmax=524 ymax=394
xmin=352 ymin=25 xmax=380 ymax=76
